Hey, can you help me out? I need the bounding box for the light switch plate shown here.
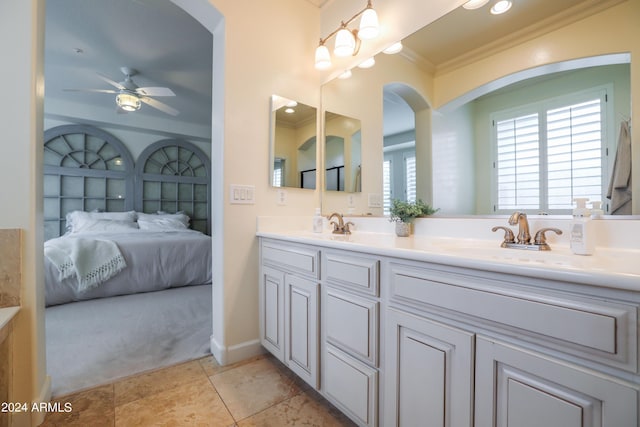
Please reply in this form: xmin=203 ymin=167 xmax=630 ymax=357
xmin=276 ymin=189 xmax=287 ymax=205
xmin=368 ymin=193 xmax=382 ymax=208
xmin=230 ymin=184 xmax=255 ymax=204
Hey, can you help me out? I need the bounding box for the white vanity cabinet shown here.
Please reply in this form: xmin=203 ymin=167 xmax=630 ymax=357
xmin=258 ymin=235 xmax=640 ymax=427
xmin=385 ymin=259 xmax=639 ymax=427
xmin=259 ymin=239 xmax=320 ymax=388
xmin=321 ymin=250 xmax=381 ymax=427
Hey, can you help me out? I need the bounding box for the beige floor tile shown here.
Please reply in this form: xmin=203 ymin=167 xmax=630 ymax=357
xmin=237 ymin=391 xmax=356 ymax=427
xmin=113 ymin=359 xmax=206 ymax=406
xmin=115 ymin=376 xmax=234 ymax=427
xmin=211 ymin=357 xmax=301 ymax=421
xmin=41 ymin=384 xmax=114 ymax=427
xmin=198 ymin=353 xmax=267 ymax=377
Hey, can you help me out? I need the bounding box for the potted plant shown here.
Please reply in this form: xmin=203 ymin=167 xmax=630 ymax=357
xmin=389 ymin=199 xmax=438 ymax=237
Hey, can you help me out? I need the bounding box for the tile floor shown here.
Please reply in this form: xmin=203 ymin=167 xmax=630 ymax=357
xmin=41 ymin=353 xmax=356 ymax=426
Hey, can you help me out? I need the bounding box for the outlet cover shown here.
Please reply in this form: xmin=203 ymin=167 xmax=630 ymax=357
xmin=276 ymin=189 xmax=287 ymax=205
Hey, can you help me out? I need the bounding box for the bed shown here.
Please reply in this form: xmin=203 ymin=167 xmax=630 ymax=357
xmin=43 ymin=124 xmax=214 ymax=395
xmin=43 ymin=124 xmax=212 ymax=307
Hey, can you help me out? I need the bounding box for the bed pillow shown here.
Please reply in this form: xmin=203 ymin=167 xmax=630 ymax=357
xmin=66 ymin=210 xmax=137 ymax=233
xmin=137 ymin=217 xmax=189 ymax=231
xmin=71 ymin=219 xmax=140 ymax=233
xmin=137 ymin=212 xmax=190 ymax=227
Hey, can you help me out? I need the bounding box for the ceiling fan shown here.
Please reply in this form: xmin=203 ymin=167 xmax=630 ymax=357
xmin=64 ymin=67 xmax=179 ymax=116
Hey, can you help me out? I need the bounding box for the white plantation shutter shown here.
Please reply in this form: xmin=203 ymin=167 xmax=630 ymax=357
xmin=272 ymin=158 xmax=284 ymax=187
xmin=493 ymin=88 xmax=606 ymax=214
xmin=405 ymin=154 xmax=416 ymax=202
xmin=383 ymin=159 xmax=391 ymax=215
xmin=546 ymin=99 xmax=602 ymax=209
xmin=496 ymin=113 xmax=540 ymax=210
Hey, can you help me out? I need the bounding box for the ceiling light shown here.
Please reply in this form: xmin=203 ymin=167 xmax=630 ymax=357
xmin=116 ymin=93 xmax=141 ymax=112
xmin=491 ymin=0 xmax=512 ymax=14
xmin=383 ymin=41 xmax=403 ymax=54
xmin=463 ymin=0 xmax=490 ymax=9
xmin=314 ymin=1 xmax=380 ymax=70
xmin=284 ymin=108 xmax=295 ymax=114
xmin=357 ymin=57 xmax=375 ymax=69
xmin=285 ymin=100 xmax=298 ymax=108
xmin=338 ymin=70 xmax=353 ymax=79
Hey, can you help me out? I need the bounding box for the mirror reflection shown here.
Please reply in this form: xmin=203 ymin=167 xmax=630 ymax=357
xmin=270 ymin=95 xmax=317 ymax=189
xmin=321 ymin=0 xmax=636 ymax=216
xmin=324 ymin=112 xmax=362 ymax=192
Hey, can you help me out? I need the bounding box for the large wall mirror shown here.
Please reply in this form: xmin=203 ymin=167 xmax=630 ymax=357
xmin=320 ymin=0 xmax=637 ymax=217
xmin=270 ymin=95 xmax=318 ymax=189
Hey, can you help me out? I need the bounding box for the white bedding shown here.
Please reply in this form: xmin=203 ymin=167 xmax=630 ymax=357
xmin=45 ymin=230 xmax=212 ymax=306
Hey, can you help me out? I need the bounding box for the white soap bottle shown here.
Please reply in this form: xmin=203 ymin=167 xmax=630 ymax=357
xmin=570 ymin=198 xmax=595 ymax=255
xmin=313 ymin=208 xmax=323 ymax=233
xmin=590 ymin=201 xmax=604 ymax=219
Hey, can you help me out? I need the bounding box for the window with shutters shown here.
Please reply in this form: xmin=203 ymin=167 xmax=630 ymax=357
xmin=492 ymin=87 xmax=609 ymax=214
xmin=383 ymin=143 xmax=416 ymax=215
xmin=383 ymin=159 xmax=392 ymax=215
xmin=273 ymin=158 xmax=284 ymax=187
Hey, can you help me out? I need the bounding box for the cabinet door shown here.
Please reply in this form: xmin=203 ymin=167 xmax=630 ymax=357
xmin=285 ymin=274 xmax=320 ymax=389
xmin=259 ymin=266 xmax=285 ymax=362
xmin=324 ymin=345 xmax=378 ymax=427
xmin=384 ymin=308 xmax=474 ymax=427
xmin=475 ymin=337 xmax=638 ymax=427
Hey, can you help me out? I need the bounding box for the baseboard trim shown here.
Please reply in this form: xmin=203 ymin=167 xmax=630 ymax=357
xmin=210 ymin=336 xmax=264 ymax=366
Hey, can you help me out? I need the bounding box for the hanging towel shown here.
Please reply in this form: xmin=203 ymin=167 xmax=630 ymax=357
xmin=44 ymin=237 xmax=127 ymax=293
xmin=606 ymin=121 xmax=632 ymax=214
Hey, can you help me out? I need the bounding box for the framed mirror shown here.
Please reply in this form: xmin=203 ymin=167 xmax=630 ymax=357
xmin=270 ymin=95 xmax=318 ymax=189
xmin=320 ymin=0 xmax=636 ymax=217
xmin=324 ymin=111 xmax=362 ymax=192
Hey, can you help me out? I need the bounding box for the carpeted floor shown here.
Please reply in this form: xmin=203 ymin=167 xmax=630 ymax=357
xmin=45 ymin=284 xmax=212 ymax=397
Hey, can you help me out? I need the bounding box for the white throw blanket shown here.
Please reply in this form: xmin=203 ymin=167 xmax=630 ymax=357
xmin=44 ymin=237 xmax=127 ymax=293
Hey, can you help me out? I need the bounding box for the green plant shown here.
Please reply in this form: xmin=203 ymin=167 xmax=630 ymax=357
xmin=389 ymin=199 xmax=438 ymax=223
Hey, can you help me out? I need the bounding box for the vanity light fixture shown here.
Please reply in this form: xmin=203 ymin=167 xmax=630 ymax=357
xmin=491 ymin=0 xmax=513 ymax=14
xmin=116 ymin=93 xmax=141 ymax=112
xmin=314 ymin=0 xmax=379 ymax=70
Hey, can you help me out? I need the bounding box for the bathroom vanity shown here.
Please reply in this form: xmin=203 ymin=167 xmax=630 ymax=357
xmin=258 ymin=219 xmax=639 ymax=427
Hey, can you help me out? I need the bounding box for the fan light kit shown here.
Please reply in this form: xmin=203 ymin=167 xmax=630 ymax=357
xmin=315 ymin=1 xmax=380 ymax=70
xmin=116 ymin=93 xmax=141 ymax=112
xmin=64 ymin=67 xmax=179 ymax=116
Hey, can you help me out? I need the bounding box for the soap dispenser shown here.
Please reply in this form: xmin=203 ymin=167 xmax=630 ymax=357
xmin=570 ymin=197 xmax=595 ymax=255
xmin=591 ymin=201 xmax=604 ymax=219
xmin=313 ymin=208 xmax=323 ymax=233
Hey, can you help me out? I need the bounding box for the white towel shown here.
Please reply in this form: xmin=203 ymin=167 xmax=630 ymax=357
xmin=44 ymin=237 xmax=127 ymax=293
xmin=606 ymin=121 xmax=632 ymax=214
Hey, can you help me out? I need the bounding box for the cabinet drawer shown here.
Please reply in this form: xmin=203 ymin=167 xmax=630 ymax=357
xmin=389 ymin=262 xmax=637 ymax=371
xmin=324 ymin=345 xmax=378 ymax=427
xmin=262 ymin=240 xmax=320 ymax=278
xmin=325 ymin=287 xmax=379 ymax=366
xmin=323 ymin=251 xmax=379 ymax=296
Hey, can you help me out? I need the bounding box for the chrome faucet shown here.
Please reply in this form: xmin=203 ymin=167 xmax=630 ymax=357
xmin=328 ymin=213 xmax=354 ymax=235
xmin=508 ymin=211 xmax=531 ymax=244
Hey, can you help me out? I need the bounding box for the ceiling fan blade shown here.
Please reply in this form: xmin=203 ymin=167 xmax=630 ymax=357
xmin=140 ymin=96 xmax=179 ymax=116
xmin=96 ymin=72 xmax=126 ymax=90
xmin=63 ymin=88 xmax=118 ymax=94
xmin=136 ymin=87 xmax=175 ymax=97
